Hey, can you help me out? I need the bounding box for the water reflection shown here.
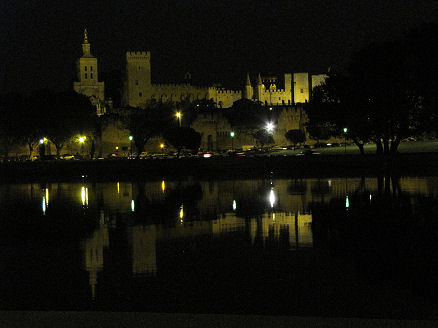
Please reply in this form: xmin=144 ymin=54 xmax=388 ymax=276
xmin=0 ymin=176 xmax=437 ymax=317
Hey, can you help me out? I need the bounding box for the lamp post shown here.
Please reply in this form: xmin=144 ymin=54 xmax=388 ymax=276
xmin=343 ymin=128 xmax=348 ymax=153
xmin=230 ymin=131 xmax=235 ymax=151
xmin=176 ymin=112 xmax=182 ymax=127
xmin=129 ymin=136 xmax=133 ymax=158
xmin=79 ymin=136 xmax=86 ymax=156
xmin=160 ymin=143 xmax=165 ymax=154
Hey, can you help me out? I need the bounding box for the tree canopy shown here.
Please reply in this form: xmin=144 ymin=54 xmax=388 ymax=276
xmin=305 ymin=24 xmax=438 ymax=156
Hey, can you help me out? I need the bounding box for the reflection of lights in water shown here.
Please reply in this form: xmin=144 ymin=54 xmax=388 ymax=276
xmin=179 ymin=204 xmax=184 ymax=220
xmin=232 ymin=200 xmax=237 ymax=211
xmin=117 ymin=182 xmax=120 ymax=194
xmin=81 ymin=186 xmax=88 ymax=206
xmin=269 ymin=188 xmax=276 ymax=208
xmin=45 ymin=188 xmax=49 ymax=206
xmin=346 ymin=195 xmax=349 ymax=208
xmin=42 ymin=197 xmax=46 ymax=215
xmin=370 ymin=194 xmax=372 ymax=201
xmin=131 ymin=200 xmax=135 ymax=212
xmin=161 ymin=180 xmax=165 ymax=192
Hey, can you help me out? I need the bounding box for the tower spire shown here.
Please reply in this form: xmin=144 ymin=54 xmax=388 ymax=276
xmin=257 ymin=73 xmax=262 ymax=85
xmin=246 ymin=73 xmax=251 ymax=86
xmin=84 ymin=28 xmax=89 ymax=44
xmin=82 ymin=28 xmax=91 ymax=56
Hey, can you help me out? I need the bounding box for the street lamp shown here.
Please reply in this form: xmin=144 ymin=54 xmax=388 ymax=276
xmin=230 ymin=131 xmax=235 ymax=151
xmin=79 ymin=136 xmax=86 ymax=156
xmin=129 ymin=136 xmax=133 ymax=158
xmin=266 ymin=122 xmax=274 ymax=133
xmin=160 ymin=143 xmax=165 ymax=153
xmin=343 ymin=128 xmax=348 ymax=153
xmin=175 ymin=112 xmax=182 ymax=127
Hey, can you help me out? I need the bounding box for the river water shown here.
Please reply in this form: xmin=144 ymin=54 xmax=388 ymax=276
xmin=0 ymin=176 xmax=437 ymax=319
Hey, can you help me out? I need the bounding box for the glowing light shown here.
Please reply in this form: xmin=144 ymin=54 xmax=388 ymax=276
xmin=81 ymin=186 xmax=88 ymax=206
xmin=129 ymin=135 xmax=133 ymax=141
xmin=160 ymin=143 xmax=164 ymax=149
xmin=230 ymin=131 xmax=235 ymax=138
xmin=272 ymin=213 xmax=276 ymax=220
xmin=346 ymin=195 xmax=350 ymax=209
xmin=42 ymin=197 xmax=46 ymax=215
xmin=343 ymin=127 xmax=348 ymax=133
xmin=45 ymin=188 xmax=49 ymax=206
xmin=232 ymin=200 xmax=237 ymax=211
xmin=370 ymin=194 xmax=372 ymax=202
xmin=79 ymin=137 xmax=85 ymax=143
xmin=328 ymin=180 xmax=332 ymax=187
xmin=175 ymin=112 xmax=181 ymax=118
xmin=117 ymin=182 xmax=120 ymax=194
xmin=131 ymin=200 xmax=135 ymax=212
xmin=266 ymin=122 xmax=274 ymax=132
xmin=39 ymin=139 xmax=44 ymax=144
xmin=161 ymin=180 xmax=166 ymax=192
xmin=269 ymin=188 xmax=276 ymax=208
xmin=179 ymin=204 xmax=184 ymax=220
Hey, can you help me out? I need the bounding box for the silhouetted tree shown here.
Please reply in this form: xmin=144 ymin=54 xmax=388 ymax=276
xmin=164 ymin=127 xmax=201 ymax=157
xmin=0 ymin=93 xmax=23 ymax=161
xmin=253 ymin=129 xmax=274 ymax=150
xmin=285 ymin=129 xmax=306 ymax=149
xmin=39 ymin=91 xmax=95 ymax=156
xmin=126 ymin=100 xmax=173 ymax=158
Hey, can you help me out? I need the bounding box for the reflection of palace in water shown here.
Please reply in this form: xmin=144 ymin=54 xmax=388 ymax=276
xmin=2 ymin=176 xmax=436 ymax=299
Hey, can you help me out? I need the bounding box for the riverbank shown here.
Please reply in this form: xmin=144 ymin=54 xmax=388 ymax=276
xmin=2 ymin=152 xmax=438 ymax=182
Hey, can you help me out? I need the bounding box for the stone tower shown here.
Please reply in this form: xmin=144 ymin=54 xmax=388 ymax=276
xmin=122 ymin=51 xmax=151 ymax=107
xmin=73 ymin=29 xmax=105 ymax=110
xmin=243 ymin=73 xmax=253 ymax=100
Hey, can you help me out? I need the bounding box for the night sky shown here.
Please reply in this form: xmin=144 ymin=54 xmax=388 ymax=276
xmin=1 ymin=0 xmax=437 ymax=94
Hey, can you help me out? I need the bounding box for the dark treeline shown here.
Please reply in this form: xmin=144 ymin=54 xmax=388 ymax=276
xmin=305 ymin=24 xmax=438 ymax=157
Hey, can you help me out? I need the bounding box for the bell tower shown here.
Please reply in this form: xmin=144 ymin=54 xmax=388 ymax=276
xmin=73 ymin=29 xmax=105 ymax=113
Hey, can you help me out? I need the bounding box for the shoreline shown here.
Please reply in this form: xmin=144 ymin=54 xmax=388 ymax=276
xmin=1 ymin=152 xmax=438 ymax=182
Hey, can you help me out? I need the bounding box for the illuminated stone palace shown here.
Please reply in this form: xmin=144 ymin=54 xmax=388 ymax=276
xmin=70 ymin=30 xmax=330 ymax=154
xmin=122 ymin=51 xmax=327 ymax=108
xmin=73 ymin=30 xmax=326 ymax=110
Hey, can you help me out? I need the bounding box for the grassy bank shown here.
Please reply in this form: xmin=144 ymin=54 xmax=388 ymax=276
xmin=2 ymin=152 xmax=438 ymax=182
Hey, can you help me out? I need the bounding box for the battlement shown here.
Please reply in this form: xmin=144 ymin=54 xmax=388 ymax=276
xmin=208 ymin=87 xmax=241 ymax=95
xmin=218 ymin=89 xmax=241 ymax=95
xmin=264 ymin=89 xmax=286 ymax=93
xmin=126 ymin=51 xmax=150 ymax=60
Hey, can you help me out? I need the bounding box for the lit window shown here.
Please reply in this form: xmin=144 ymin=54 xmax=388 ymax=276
xmin=139 ymin=92 xmax=142 ymax=97
xmin=90 ymin=73 xmax=93 ymax=79
xmin=85 ymin=73 xmax=87 ymax=79
xmin=84 ymin=66 xmax=87 ymax=71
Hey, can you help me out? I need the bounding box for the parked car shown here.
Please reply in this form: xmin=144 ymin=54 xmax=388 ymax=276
xmin=60 ymin=154 xmax=75 ymax=160
xmin=296 ymin=150 xmax=320 ymax=156
xmin=39 ymin=155 xmax=59 ymax=161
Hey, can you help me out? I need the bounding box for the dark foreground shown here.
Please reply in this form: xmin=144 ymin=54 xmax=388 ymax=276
xmin=1 ymin=312 xmax=437 ymax=328
xmin=2 ymin=152 xmax=438 ymax=182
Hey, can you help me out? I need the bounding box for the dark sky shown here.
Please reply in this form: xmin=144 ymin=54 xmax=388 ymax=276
xmin=1 ymin=0 xmax=437 ymax=94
